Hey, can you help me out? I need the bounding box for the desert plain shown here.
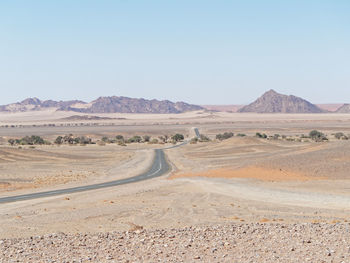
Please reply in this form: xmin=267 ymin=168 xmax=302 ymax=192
xmin=1 ymin=110 xmax=350 ymax=262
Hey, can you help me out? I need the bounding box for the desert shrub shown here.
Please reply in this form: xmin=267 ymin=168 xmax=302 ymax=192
xmin=172 ymin=134 xmax=184 ymax=142
xmin=102 ymin=136 xmax=109 ymax=142
xmin=273 ymin=134 xmax=280 ymax=140
xmin=127 ymin=135 xmax=142 ymax=143
xmin=334 ymin=132 xmax=345 ymax=140
xmin=55 ymin=135 xmax=93 ymax=145
xmin=75 ymin=136 xmax=92 ymax=145
xmin=143 ymin=135 xmax=151 ymax=142
xmin=115 ymin=135 xmax=124 ymax=141
xmin=190 ymin=137 xmax=198 ymax=144
xmin=54 ymin=136 xmax=63 ymax=144
xmin=236 ymin=133 xmax=246 ymax=137
xmin=199 ymin=134 xmax=210 ymax=142
xmin=10 ymin=135 xmax=48 ymax=145
xmin=158 ymin=135 xmax=169 ymax=143
xmin=256 ymin=132 xmax=267 ymax=139
xmin=216 ymin=132 xmax=234 ymax=141
xmin=309 ymin=130 xmax=328 ymax=142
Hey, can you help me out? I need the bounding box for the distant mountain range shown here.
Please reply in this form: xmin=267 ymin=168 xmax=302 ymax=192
xmin=1 ymin=92 xmax=348 ymax=114
xmin=238 ymin=90 xmax=326 ymax=113
xmin=0 ymin=96 xmax=203 ymax=114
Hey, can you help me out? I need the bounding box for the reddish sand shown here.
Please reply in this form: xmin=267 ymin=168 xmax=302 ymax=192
xmin=170 ymin=167 xmax=324 ymax=182
xmin=316 ymin=104 xmax=344 ymax=112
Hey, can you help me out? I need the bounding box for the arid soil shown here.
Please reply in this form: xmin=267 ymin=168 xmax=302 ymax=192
xmin=1 ymin=111 xmax=350 ymax=261
xmin=0 ymin=144 xmax=154 ymax=192
xmin=1 ymin=223 xmax=349 ymax=262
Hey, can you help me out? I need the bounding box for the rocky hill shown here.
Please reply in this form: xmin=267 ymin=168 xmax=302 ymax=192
xmin=0 ymin=96 xmax=203 ymax=114
xmin=238 ymin=90 xmax=325 ymax=113
xmin=335 ymin=104 xmax=350 ymax=113
xmin=0 ymin=98 xmax=84 ymax=113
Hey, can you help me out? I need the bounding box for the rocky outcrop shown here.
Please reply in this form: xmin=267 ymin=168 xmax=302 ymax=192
xmin=0 ymin=97 xmax=203 ymax=114
xmin=335 ymin=104 xmax=350 ymax=113
xmin=63 ymin=97 xmax=203 ymax=114
xmin=0 ymin=98 xmax=85 ymax=112
xmin=238 ymin=90 xmax=325 ymax=113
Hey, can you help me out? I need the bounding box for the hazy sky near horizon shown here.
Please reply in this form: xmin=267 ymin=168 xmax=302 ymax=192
xmin=1 ymin=0 xmax=349 ymax=105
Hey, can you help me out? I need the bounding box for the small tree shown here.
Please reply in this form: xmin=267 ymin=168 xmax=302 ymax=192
xmin=199 ymin=134 xmax=210 ymax=142
xmin=309 ymin=130 xmax=327 ymax=142
xmin=55 ymin=136 xmax=63 ymax=144
xmin=334 ymin=132 xmax=345 ymax=140
xmin=116 ymin=135 xmax=124 ymax=141
xmin=256 ymin=133 xmax=267 ymax=139
xmin=127 ymin=135 xmax=142 ymax=143
xmin=216 ymin=132 xmax=234 ymax=141
xmin=8 ymin=139 xmax=15 ymax=146
xmin=143 ymin=135 xmax=151 ymax=142
xmin=216 ymin=134 xmax=223 ymax=140
xmin=172 ymin=134 xmax=184 ymax=142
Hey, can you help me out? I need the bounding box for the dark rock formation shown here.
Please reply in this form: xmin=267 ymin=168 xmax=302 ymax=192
xmin=238 ymin=90 xmax=325 ymax=113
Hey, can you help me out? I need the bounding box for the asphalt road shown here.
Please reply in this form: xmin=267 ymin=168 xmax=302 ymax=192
xmin=0 ymin=129 xmax=201 ymax=204
xmin=0 ymin=149 xmax=169 ymax=204
xmin=194 ymin=128 xmax=200 ymax=138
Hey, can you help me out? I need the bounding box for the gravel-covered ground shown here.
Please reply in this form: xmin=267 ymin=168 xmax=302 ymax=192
xmin=1 ymin=223 xmax=350 ymax=262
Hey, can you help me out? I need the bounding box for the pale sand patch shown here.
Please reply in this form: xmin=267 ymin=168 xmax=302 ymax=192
xmin=170 ymin=167 xmax=325 ymax=181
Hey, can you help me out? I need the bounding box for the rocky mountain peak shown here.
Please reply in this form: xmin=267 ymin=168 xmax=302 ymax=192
xmin=238 ymin=90 xmax=325 ymax=113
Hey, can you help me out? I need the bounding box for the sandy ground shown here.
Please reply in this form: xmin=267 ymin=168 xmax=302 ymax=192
xmin=0 ymin=111 xmax=350 ymax=261
xmin=0 ymin=143 xmax=165 ymax=198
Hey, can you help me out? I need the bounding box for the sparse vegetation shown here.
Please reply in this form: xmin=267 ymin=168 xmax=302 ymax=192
xmin=150 ymin=138 xmax=159 ymax=144
xmin=309 ymin=130 xmax=328 ymax=142
xmin=190 ymin=137 xmax=199 ymax=144
xmin=172 ymin=134 xmax=184 ymax=142
xmin=143 ymin=135 xmax=151 ymax=142
xmin=273 ymin=134 xmax=280 ymax=140
xmin=236 ymin=133 xmax=246 ymax=137
xmin=216 ymin=132 xmax=234 ymax=141
xmin=255 ymin=132 xmax=267 ymax=139
xmin=199 ymin=134 xmax=210 ymax=142
xmin=334 ymin=132 xmax=348 ymax=140
xmin=115 ymin=135 xmax=124 ymax=141
xmin=127 ymin=135 xmax=142 ymax=143
xmin=101 ymin=136 xmax=109 ymax=142
xmin=158 ymin=135 xmax=169 ymax=143
xmin=8 ymin=135 xmax=49 ymax=146
xmin=54 ymin=134 xmax=93 ymax=145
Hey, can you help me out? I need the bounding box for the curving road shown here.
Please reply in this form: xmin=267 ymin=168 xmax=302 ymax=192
xmin=0 ymin=149 xmax=169 ymax=204
xmin=0 ymin=129 xmax=200 ymax=204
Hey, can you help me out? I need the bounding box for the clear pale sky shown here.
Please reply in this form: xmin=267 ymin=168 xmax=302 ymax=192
xmin=1 ymin=0 xmax=349 ymax=105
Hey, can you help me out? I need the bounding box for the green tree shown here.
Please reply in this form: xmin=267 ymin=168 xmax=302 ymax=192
xmin=54 ymin=136 xmax=63 ymax=144
xmin=309 ymin=130 xmax=327 ymax=141
xmin=172 ymin=134 xmax=184 ymax=142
